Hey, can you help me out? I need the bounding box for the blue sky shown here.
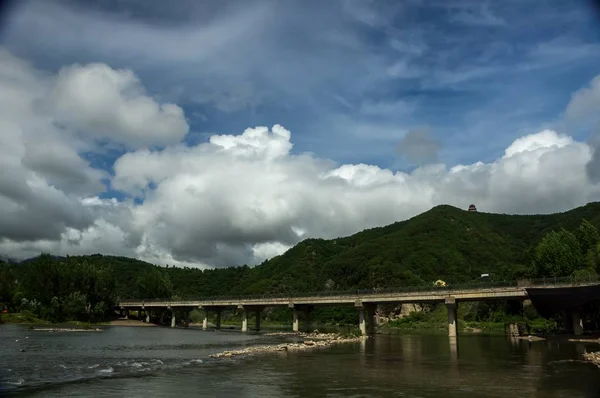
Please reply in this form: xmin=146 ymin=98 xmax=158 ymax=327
xmin=2 ymin=0 xmax=600 ymax=267
xmin=4 ymin=0 xmax=600 ymax=170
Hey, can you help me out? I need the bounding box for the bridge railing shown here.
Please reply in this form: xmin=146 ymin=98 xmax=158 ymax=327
xmin=119 ymin=274 xmax=598 ymax=305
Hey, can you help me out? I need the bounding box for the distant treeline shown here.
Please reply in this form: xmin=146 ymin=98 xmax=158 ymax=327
xmin=1 ymin=204 xmax=600 ymax=324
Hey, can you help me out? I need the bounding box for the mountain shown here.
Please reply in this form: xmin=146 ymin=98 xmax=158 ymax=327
xmin=0 ymin=254 xmax=19 ymax=264
xmin=4 ymin=202 xmax=600 ymax=300
xmin=234 ymin=202 xmax=600 ymax=294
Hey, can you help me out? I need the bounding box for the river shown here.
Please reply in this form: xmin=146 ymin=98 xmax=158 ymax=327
xmin=1 ymin=324 xmax=599 ymax=397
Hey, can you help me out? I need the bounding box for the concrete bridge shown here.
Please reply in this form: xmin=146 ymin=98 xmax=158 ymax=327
xmin=118 ymin=277 xmax=600 ymax=337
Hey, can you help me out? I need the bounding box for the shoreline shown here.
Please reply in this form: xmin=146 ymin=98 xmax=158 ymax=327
xmin=0 ymin=317 xmax=157 ymax=328
xmin=102 ymin=319 xmax=157 ymax=327
xmin=5 ymin=315 xmax=600 ymax=341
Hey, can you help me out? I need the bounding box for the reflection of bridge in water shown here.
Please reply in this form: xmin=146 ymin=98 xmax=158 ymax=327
xmin=118 ymin=277 xmax=600 ymax=336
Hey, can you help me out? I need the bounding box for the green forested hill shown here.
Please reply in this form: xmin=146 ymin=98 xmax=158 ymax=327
xmin=2 ymin=202 xmax=600 ymax=319
xmin=235 ymin=202 xmax=600 ymax=294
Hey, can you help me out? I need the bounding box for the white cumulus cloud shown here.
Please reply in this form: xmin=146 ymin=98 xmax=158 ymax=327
xmin=566 ymin=74 xmax=600 ymax=121
xmin=43 ymin=63 xmax=189 ymax=147
xmin=1 ymin=49 xmax=600 ymax=269
xmin=0 ymin=48 xmax=183 ymax=249
xmin=102 ymin=125 xmax=599 ymax=268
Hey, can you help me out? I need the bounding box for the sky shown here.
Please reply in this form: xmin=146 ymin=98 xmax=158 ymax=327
xmin=1 ymin=0 xmax=600 ymax=268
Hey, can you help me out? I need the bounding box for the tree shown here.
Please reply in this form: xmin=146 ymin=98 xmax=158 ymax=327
xmin=533 ymin=229 xmax=583 ymax=277
xmin=576 ymin=219 xmax=600 ymax=254
xmin=576 ymin=219 xmax=600 ymax=271
xmin=135 ymin=268 xmax=173 ymax=299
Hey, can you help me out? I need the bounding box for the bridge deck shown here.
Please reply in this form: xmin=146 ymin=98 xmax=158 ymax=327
xmin=118 ymin=281 xmax=599 ymax=309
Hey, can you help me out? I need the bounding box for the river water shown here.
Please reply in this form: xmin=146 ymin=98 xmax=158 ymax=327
xmin=1 ymin=324 xmax=599 ymax=397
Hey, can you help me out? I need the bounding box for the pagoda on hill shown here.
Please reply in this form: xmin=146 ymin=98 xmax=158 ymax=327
xmin=468 ymin=204 xmax=477 ymax=212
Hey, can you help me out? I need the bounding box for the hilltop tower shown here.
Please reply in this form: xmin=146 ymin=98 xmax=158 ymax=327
xmin=468 ymin=204 xmax=477 ymax=212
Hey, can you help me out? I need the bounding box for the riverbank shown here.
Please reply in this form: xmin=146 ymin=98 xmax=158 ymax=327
xmin=0 ymin=312 xmax=51 ymax=325
xmin=210 ymin=331 xmax=366 ymax=359
xmin=0 ymin=313 xmax=100 ymax=329
xmin=0 ymin=312 xmax=163 ymax=328
xmin=102 ymin=319 xmax=157 ymax=327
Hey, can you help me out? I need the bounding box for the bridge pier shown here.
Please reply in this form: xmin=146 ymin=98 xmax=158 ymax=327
xmin=292 ymin=308 xmax=299 ymax=332
xmin=255 ymin=309 xmax=261 ymax=331
xmin=561 ymin=309 xmax=584 ymax=335
xmin=145 ymin=311 xmax=150 ymax=323
xmin=201 ymin=306 xmax=223 ymax=330
xmin=239 ymin=306 xmax=263 ymax=331
xmin=184 ymin=310 xmax=190 ymax=328
xmin=572 ymin=309 xmax=583 ymax=336
xmin=359 ymin=307 xmax=366 ymax=335
xmin=304 ymin=306 xmax=313 ymax=332
xmin=170 ymin=309 xmax=176 ymax=328
xmin=216 ymin=309 xmax=222 ymax=330
xmin=445 ymin=297 xmax=458 ymax=337
xmin=241 ymin=308 xmax=248 ymax=332
xmin=356 ymin=302 xmax=376 ymax=336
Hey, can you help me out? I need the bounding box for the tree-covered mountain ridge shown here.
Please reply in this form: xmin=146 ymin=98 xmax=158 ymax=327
xmin=248 ymin=202 xmax=600 ymax=293
xmin=3 ymin=202 xmax=600 ymax=305
xmin=3 ymin=202 xmax=600 ymax=323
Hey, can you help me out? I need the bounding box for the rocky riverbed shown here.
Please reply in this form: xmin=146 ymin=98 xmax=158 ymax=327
xmin=32 ymin=327 xmax=103 ymax=332
xmin=517 ymin=335 xmax=546 ymax=342
xmin=210 ymin=331 xmax=366 ymax=359
xmin=263 ymin=331 xmax=349 ymax=339
xmin=584 ymin=352 xmax=600 ymax=367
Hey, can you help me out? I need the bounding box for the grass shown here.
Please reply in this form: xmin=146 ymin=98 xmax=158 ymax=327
xmin=384 ymin=305 xmax=448 ymax=331
xmin=380 ymin=303 xmax=553 ymax=334
xmin=0 ymin=312 xmax=104 ymax=329
xmin=0 ymin=312 xmax=51 ymax=325
xmin=463 ymin=321 xmax=506 ymax=333
xmin=384 ymin=314 xmax=558 ymax=335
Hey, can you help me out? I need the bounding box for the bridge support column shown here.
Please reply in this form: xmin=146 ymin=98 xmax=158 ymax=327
xmin=215 ymin=309 xmax=222 ymax=330
xmin=202 ymin=313 xmax=208 ymax=330
xmin=170 ymin=310 xmax=176 ymax=328
xmin=241 ymin=309 xmax=248 ymax=332
xmin=304 ymin=306 xmax=313 ymax=332
xmin=255 ymin=310 xmax=261 ymax=331
xmin=124 ymin=310 xmax=129 ymax=320
xmin=445 ymin=297 xmax=458 ymax=337
xmin=359 ymin=307 xmax=366 ymax=336
xmin=356 ymin=302 xmax=376 ymax=336
xmin=572 ymin=309 xmax=583 ymax=336
xmin=292 ymin=309 xmax=299 ymax=332
xmin=367 ymin=304 xmax=376 ymax=335
xmin=145 ymin=311 xmax=150 ymax=323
